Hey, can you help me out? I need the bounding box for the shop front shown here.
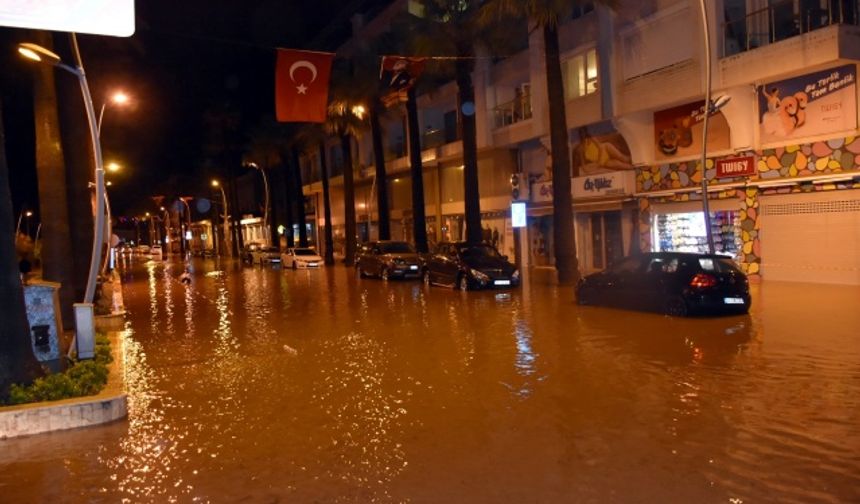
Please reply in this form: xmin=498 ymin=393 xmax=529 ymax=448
xmin=649 ymin=199 xmax=742 ymax=259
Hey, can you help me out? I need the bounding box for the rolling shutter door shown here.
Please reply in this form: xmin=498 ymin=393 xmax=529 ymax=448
xmin=760 ymin=191 xmax=860 ymax=285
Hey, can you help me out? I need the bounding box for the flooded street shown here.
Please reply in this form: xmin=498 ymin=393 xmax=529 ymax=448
xmin=1 ymin=258 xmax=858 ymax=503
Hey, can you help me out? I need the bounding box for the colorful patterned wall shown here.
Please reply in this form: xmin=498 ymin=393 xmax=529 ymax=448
xmin=635 ymin=137 xmax=860 ymax=281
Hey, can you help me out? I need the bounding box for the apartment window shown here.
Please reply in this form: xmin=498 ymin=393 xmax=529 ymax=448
xmin=563 ymin=48 xmax=598 ymax=100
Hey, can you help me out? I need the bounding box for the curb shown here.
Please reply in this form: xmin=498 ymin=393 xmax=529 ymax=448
xmin=0 ymin=331 xmax=128 ymax=440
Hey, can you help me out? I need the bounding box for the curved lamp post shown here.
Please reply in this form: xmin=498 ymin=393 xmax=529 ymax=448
xmin=19 ymin=39 xmax=105 ymax=304
xmin=245 ymin=162 xmax=270 ymax=246
xmin=212 ymin=180 xmax=231 ymax=257
xmin=698 ymin=1 xmax=733 ymax=255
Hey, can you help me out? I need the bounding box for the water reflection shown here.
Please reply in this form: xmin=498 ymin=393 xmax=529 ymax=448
xmin=1 ymin=263 xmax=858 ymax=503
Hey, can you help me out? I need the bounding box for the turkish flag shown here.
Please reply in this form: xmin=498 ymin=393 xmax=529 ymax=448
xmin=275 ymin=49 xmax=334 ymax=123
xmin=379 ymin=56 xmax=426 ymax=107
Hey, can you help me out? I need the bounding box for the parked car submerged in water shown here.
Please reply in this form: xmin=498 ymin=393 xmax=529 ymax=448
xmin=355 ymin=241 xmax=422 ymax=280
xmin=575 ymin=252 xmax=751 ymax=316
xmin=250 ymin=246 xmax=282 ymax=266
xmin=283 ymin=247 xmax=323 ymax=269
xmin=422 ymin=242 xmax=519 ymax=291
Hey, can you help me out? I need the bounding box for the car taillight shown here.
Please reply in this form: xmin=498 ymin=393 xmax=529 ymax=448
xmin=690 ymin=273 xmax=717 ymax=288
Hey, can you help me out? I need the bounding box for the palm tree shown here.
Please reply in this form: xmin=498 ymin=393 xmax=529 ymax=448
xmin=325 ymin=100 xmax=364 ymax=266
xmin=404 ymin=87 xmax=429 ymax=252
xmin=31 ymin=31 xmax=77 ymax=327
xmin=290 ymin=147 xmax=309 ymax=247
xmin=482 ymin=0 xmax=597 ymax=284
xmin=294 ymin=124 xmax=336 ymax=265
xmin=0 ymin=97 xmax=42 ymax=397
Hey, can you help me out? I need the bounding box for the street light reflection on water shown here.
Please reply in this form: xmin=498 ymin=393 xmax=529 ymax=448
xmin=1 ymin=260 xmax=859 ymax=503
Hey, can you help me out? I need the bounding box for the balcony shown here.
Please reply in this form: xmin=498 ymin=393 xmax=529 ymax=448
xmin=491 ymin=93 xmax=533 ymax=130
xmin=723 ymin=0 xmax=859 ymax=56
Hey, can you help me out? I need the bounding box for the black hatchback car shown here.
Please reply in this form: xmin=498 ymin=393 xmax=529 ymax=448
xmin=355 ymin=241 xmax=422 ymax=280
xmin=423 ymin=242 xmax=520 ymax=291
xmin=575 ymin=252 xmax=751 ymax=316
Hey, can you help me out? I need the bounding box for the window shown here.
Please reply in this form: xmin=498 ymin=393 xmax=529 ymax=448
xmin=563 ymin=48 xmax=598 ymax=100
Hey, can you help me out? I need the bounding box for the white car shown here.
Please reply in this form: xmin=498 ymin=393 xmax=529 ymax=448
xmin=283 ymin=247 xmax=323 ymax=269
xmin=150 ymin=245 xmax=163 ymax=259
xmin=251 ymin=246 xmax=282 ymax=266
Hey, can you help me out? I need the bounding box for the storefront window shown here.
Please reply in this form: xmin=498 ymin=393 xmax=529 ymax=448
xmin=653 ymin=211 xmax=741 ymax=257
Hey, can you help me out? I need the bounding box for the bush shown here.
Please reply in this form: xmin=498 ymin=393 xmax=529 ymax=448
xmin=3 ymin=333 xmax=114 ymax=406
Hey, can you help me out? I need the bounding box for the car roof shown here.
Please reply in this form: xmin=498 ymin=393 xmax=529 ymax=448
xmin=642 ymin=252 xmax=735 ymax=259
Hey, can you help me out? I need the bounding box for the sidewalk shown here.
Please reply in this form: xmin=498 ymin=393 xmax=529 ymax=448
xmin=0 ymin=330 xmax=128 ymax=439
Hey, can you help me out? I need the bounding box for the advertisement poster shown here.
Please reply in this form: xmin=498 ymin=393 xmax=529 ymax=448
xmin=758 ymin=64 xmax=857 ymax=144
xmin=653 ymin=100 xmax=730 ymax=161
xmin=571 ymin=124 xmax=634 ymax=176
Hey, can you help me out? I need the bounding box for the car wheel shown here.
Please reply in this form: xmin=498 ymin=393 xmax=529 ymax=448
xmin=423 ymin=269 xmax=432 ymax=287
xmin=457 ymin=274 xmax=469 ymax=291
xmin=665 ymin=296 xmax=688 ymax=317
xmin=576 ymin=288 xmax=591 ymax=305
xmin=356 ymin=264 xmax=364 ymax=278
xmin=381 ymin=268 xmax=390 ymax=281
xmin=292 ymin=261 xmax=297 ymax=270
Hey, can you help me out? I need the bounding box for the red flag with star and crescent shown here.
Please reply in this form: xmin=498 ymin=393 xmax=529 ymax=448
xmin=275 ymin=49 xmax=334 ymax=123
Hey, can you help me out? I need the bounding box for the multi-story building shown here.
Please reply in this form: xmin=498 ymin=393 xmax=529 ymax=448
xmin=301 ymin=0 xmax=860 ymax=285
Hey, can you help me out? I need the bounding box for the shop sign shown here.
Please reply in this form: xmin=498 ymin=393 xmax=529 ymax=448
xmin=715 ymin=156 xmax=756 ymax=179
xmin=0 ymin=0 xmax=135 ymax=37
xmin=511 ymin=202 xmax=526 ymax=228
xmin=531 ymin=181 xmax=554 ymax=203
xmin=573 ymin=171 xmax=635 ymax=199
xmin=758 ymin=64 xmax=857 ymax=144
xmin=653 ymin=100 xmax=730 ymax=161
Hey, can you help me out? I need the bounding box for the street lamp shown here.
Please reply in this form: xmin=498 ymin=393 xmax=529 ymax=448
xmin=179 ymin=197 xmax=193 ymax=256
xmin=698 ymin=0 xmax=731 ymax=255
xmin=212 ymin=180 xmax=231 ymax=257
xmin=245 ymin=162 xmax=270 ymax=246
xmin=19 ymin=38 xmax=105 ymax=305
xmin=97 ymin=91 xmax=130 ymax=134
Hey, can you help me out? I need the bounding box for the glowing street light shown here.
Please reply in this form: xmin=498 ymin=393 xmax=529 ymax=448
xmin=211 ymin=180 xmax=231 ymax=257
xmin=19 ymin=38 xmax=105 ymax=307
xmin=107 ymin=162 xmax=121 ymax=173
xmin=98 ymin=90 xmax=131 ymax=133
xmin=245 ymin=162 xmax=270 ymax=246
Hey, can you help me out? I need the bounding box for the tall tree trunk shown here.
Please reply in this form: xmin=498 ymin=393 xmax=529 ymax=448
xmin=455 ymin=55 xmax=482 ymax=246
xmin=544 ymin=23 xmax=579 ymax=285
xmin=319 ymin=142 xmax=335 ymax=265
xmin=291 ymin=148 xmax=308 ymax=247
xmin=228 ymin=164 xmax=243 ymax=256
xmin=54 ymin=33 xmax=91 ymax=315
xmin=32 ymin=31 xmax=77 ymax=328
xmin=266 ymin=161 xmax=279 ymax=249
xmin=280 ymin=157 xmax=295 ymax=248
xmin=0 ymin=97 xmax=42 ymax=397
xmin=405 ymin=88 xmax=428 ymax=253
xmin=370 ymin=104 xmax=390 ymax=241
xmin=341 ymin=134 xmax=357 ymax=266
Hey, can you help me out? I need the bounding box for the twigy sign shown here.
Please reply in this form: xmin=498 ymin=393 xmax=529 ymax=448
xmin=715 ymin=156 xmax=756 ymax=179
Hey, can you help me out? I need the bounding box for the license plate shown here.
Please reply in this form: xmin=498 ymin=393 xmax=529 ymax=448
xmin=409 ymin=265 xmax=418 ymax=270
xmin=724 ymin=297 xmax=744 ymax=305
xmin=494 ymin=279 xmax=511 ymax=286
xmin=308 ymin=262 xmax=317 ymax=267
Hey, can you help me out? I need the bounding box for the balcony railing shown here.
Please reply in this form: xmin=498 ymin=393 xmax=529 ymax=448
xmin=492 ymin=93 xmax=533 ymax=129
xmin=723 ymin=0 xmax=859 ymax=56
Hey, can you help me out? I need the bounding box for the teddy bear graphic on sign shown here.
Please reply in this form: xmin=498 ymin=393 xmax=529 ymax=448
xmin=761 ymin=87 xmax=808 ymax=137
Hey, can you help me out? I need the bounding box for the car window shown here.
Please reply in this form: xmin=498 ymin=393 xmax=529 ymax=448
xmin=458 ymin=244 xmax=500 ymax=259
xmin=609 ymin=256 xmax=642 ymax=274
xmin=646 ymin=257 xmax=678 ymax=273
xmin=380 ymin=242 xmax=415 ymax=254
xmin=294 ymin=248 xmax=316 ymax=256
xmin=700 ymin=257 xmax=742 ymax=273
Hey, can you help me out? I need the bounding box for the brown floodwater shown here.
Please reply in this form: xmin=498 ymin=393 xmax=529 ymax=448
xmin=1 ymin=257 xmax=858 ymax=503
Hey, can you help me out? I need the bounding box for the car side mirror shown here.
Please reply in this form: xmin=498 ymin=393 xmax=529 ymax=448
xmin=503 ymin=255 xmax=509 ymax=261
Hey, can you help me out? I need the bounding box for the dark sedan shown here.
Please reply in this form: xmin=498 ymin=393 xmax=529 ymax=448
xmin=355 ymin=241 xmax=422 ymax=280
xmin=423 ymin=242 xmax=520 ymax=291
xmin=575 ymin=252 xmax=751 ymax=316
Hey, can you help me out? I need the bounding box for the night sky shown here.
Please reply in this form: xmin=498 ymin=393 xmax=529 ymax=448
xmin=1 ymin=0 xmax=387 ymax=221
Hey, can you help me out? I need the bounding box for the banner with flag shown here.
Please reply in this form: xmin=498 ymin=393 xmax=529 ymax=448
xmin=379 ymin=56 xmax=426 ymax=107
xmin=275 ymin=49 xmax=334 ymax=123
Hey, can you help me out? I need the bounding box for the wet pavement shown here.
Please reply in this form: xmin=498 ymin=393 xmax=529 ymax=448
xmin=1 ymin=257 xmax=858 ymax=503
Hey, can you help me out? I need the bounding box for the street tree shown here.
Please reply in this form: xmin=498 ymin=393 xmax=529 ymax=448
xmin=481 ymin=0 xmax=604 ymax=284
xmin=0 ymin=97 xmax=43 ymax=398
xmin=295 ymin=124 xmax=336 ymax=265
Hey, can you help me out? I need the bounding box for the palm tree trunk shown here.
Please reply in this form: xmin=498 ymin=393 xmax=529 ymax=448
xmin=32 ymin=31 xmax=77 ymax=327
xmin=280 ymin=157 xmax=295 ymax=248
xmin=370 ymin=104 xmax=390 ymax=241
xmin=405 ymin=88 xmax=428 ymax=253
xmin=544 ymin=23 xmax=579 ymax=285
xmin=291 ymin=148 xmax=309 ymax=247
xmin=455 ymin=56 xmax=482 ymax=246
xmin=0 ymin=97 xmax=42 ymax=397
xmin=341 ymin=134 xmax=357 ymax=266
xmin=319 ymin=143 xmax=335 ymax=265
